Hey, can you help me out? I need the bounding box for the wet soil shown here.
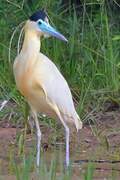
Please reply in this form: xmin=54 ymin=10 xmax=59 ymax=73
xmin=0 ymin=109 xmax=120 ymax=179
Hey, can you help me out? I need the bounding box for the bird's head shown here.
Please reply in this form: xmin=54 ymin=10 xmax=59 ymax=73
xmin=26 ymin=9 xmax=67 ymax=42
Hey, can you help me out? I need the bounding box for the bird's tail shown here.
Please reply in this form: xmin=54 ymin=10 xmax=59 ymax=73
xmin=74 ymin=112 xmax=83 ymax=132
xmin=59 ymin=110 xmax=82 ymax=131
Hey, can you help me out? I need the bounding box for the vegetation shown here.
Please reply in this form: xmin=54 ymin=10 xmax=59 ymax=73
xmin=0 ymin=0 xmax=120 ymax=118
xmin=0 ymin=0 xmax=120 ymax=179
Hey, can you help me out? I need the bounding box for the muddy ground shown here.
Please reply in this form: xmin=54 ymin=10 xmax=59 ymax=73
xmin=0 ymin=102 xmax=120 ymax=179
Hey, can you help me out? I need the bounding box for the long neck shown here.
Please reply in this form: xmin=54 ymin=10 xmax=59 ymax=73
xmin=21 ymin=29 xmax=41 ymax=57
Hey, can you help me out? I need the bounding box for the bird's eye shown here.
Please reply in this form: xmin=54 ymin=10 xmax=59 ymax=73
xmin=38 ymin=21 xmax=42 ymax=25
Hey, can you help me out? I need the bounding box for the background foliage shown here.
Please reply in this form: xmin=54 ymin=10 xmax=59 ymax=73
xmin=0 ymin=0 xmax=120 ymax=122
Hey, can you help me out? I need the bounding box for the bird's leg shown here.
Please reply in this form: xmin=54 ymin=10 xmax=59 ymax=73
xmin=27 ymin=112 xmax=35 ymax=135
xmin=65 ymin=126 xmax=70 ymax=167
xmin=32 ymin=111 xmax=41 ymax=167
xmin=58 ymin=115 xmax=70 ymax=167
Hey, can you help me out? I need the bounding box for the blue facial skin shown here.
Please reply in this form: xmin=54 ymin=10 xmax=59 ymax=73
xmin=37 ymin=19 xmax=68 ymax=42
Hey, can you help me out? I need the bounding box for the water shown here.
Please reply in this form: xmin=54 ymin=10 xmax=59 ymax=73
xmin=0 ymin=125 xmax=120 ymax=179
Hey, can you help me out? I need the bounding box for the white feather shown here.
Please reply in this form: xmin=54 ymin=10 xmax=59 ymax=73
xmin=35 ymin=53 xmax=82 ymax=130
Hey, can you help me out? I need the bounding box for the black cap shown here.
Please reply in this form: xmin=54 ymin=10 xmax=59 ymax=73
xmin=29 ymin=9 xmax=47 ymax=22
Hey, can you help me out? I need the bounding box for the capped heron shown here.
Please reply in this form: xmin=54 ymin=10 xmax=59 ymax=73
xmin=13 ymin=10 xmax=82 ymax=167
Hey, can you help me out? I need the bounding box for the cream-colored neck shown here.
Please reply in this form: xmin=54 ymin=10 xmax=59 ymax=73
xmin=21 ymin=29 xmax=41 ymax=55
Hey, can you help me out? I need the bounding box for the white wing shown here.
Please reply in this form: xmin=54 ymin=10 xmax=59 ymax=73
xmin=36 ymin=53 xmax=82 ymax=130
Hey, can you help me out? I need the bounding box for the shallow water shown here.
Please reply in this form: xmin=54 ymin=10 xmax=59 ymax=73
xmin=0 ymin=121 xmax=120 ymax=180
xmin=1 ymin=110 xmax=120 ymax=179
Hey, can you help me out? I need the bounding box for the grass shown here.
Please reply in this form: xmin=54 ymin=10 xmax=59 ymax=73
xmin=2 ymin=145 xmax=95 ymax=180
xmin=5 ymin=152 xmax=85 ymax=180
xmin=0 ymin=0 xmax=120 ymax=179
xmin=0 ymin=0 xmax=120 ymax=119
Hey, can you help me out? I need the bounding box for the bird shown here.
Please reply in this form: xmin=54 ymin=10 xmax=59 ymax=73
xmin=13 ymin=9 xmax=82 ymax=167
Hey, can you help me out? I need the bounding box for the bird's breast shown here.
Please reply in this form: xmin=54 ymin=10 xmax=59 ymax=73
xmin=13 ymin=56 xmax=36 ymax=97
xmin=14 ymin=68 xmax=32 ymax=98
xmin=13 ymin=60 xmax=57 ymax=118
